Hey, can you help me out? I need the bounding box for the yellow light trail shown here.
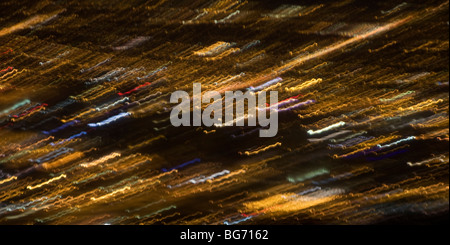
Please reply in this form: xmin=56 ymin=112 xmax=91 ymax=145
xmin=0 ymin=10 xmax=65 ymax=37
xmin=81 ymin=152 xmax=121 ymax=168
xmin=0 ymin=176 xmax=17 ymax=185
xmin=241 ymin=142 xmax=282 ymax=156
xmin=26 ymin=174 xmax=67 ymax=190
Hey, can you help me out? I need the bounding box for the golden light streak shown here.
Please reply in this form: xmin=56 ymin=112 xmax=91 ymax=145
xmin=26 ymin=174 xmax=67 ymax=190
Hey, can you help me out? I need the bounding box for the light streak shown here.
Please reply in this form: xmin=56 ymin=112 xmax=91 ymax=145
xmin=240 ymin=40 xmax=260 ymax=52
xmin=118 ymin=82 xmax=152 ymax=96
xmin=128 ymin=135 xmax=166 ymax=150
xmin=162 ymin=158 xmax=201 ymax=172
xmin=135 ymin=205 xmax=177 ymax=220
xmin=208 ymin=169 xmax=246 ymax=183
xmin=90 ymin=186 xmax=131 ymax=201
xmin=307 ymin=121 xmax=346 ymax=135
xmin=26 ymin=174 xmax=67 ymax=190
xmin=275 ymin=16 xmax=413 ymax=75
xmin=81 ymin=152 xmax=121 ymax=168
xmin=297 ymin=186 xmax=322 ymax=196
xmin=10 ymin=103 xmax=48 ymax=120
xmin=33 ymin=147 xmax=73 ymax=163
xmin=407 ymin=155 xmax=448 ymax=167
xmin=266 ymin=94 xmax=302 ymax=107
xmin=308 ymin=130 xmax=352 ymax=143
xmin=194 ymin=41 xmax=233 ymax=57
xmin=96 ymin=97 xmax=130 ymax=111
xmin=240 ymin=142 xmax=282 ymax=156
xmin=80 ymin=58 xmax=111 ymax=73
xmin=0 ymin=66 xmax=13 ymax=73
xmin=88 ymin=112 xmax=131 ymax=127
xmin=0 ymin=48 xmax=13 ymax=56
xmin=0 ymin=99 xmax=31 ymax=115
xmin=215 ymin=10 xmax=240 ymax=24
xmin=276 ymin=99 xmax=315 ymax=112
xmin=43 ymin=120 xmax=80 ymax=135
xmin=214 ymin=72 xmax=245 ymax=86
xmin=0 ymin=68 xmax=17 ymax=80
xmin=380 ymin=91 xmax=415 ymax=102
xmin=224 ymin=216 xmax=252 ymax=225
xmin=0 ymin=11 xmax=65 ymax=37
xmin=248 ymin=77 xmax=282 ymax=92
xmin=377 ymin=136 xmax=416 ymax=149
xmin=39 ymin=152 xmax=84 ymax=171
xmin=87 ymin=67 xmax=125 ymax=84
xmin=137 ymin=65 xmax=168 ymax=80
xmin=50 ymin=131 xmax=87 ymax=146
xmin=0 ymin=176 xmax=17 ymax=185
xmin=330 ymin=131 xmax=367 ymax=143
xmin=189 ymin=170 xmax=231 ymax=184
xmin=328 ymin=136 xmax=375 ymax=149
xmin=287 ymin=168 xmax=329 ymax=183
xmin=113 ymin=36 xmax=150 ymax=51
xmin=60 ymin=110 xmax=95 ymax=123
